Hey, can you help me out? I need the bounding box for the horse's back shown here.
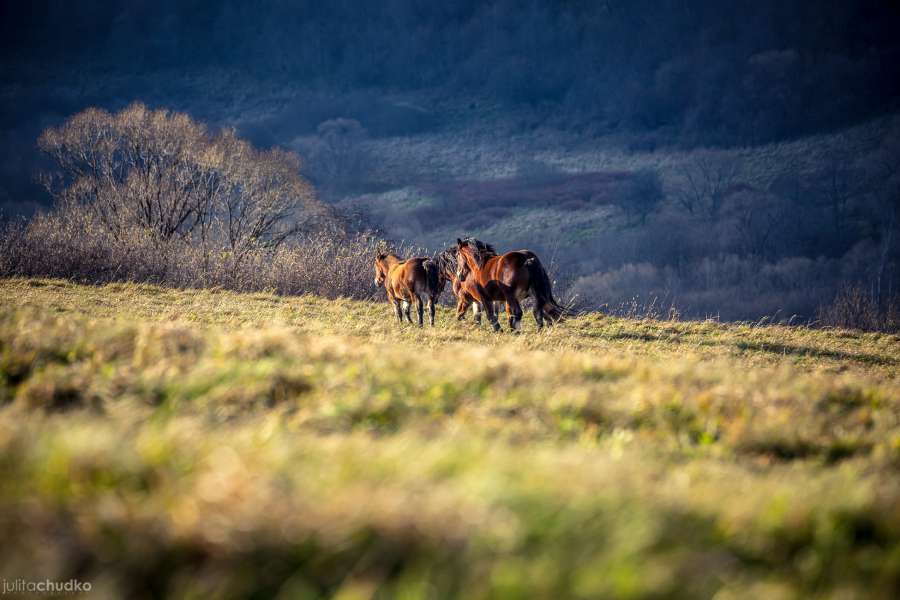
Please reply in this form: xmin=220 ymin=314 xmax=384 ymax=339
xmin=483 ymin=251 xmax=534 ymax=296
xmin=391 ymin=257 xmax=431 ymax=296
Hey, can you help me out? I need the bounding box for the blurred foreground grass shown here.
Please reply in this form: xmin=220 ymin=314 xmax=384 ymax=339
xmin=1 ymin=278 xmax=899 ymax=599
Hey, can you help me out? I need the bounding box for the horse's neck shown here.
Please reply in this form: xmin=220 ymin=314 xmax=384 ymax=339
xmin=461 ymin=252 xmax=482 ymax=275
xmin=469 ymin=254 xmax=497 ymax=279
xmin=384 ymin=255 xmax=402 ymax=271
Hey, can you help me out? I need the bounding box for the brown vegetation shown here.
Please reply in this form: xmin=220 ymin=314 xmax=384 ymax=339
xmin=817 ymin=285 xmax=900 ymax=333
xmin=1 ymin=104 xmax=387 ymax=299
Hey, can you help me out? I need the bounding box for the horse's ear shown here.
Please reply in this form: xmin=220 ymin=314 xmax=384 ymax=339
xmin=456 ymin=238 xmax=464 ymax=248
xmin=376 ymin=253 xmax=386 ymax=260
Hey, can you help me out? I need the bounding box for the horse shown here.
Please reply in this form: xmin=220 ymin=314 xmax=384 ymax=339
xmin=438 ymin=244 xmax=523 ymax=331
xmin=373 ymin=253 xmax=443 ymax=326
xmin=435 ymin=246 xmax=506 ymax=331
xmin=455 ymin=237 xmax=565 ymax=330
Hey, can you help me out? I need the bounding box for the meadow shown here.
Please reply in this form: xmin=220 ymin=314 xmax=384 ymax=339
xmin=1 ymin=277 xmax=899 ymax=599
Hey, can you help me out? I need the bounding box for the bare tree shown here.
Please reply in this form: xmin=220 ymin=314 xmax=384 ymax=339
xmin=871 ymin=135 xmax=900 ymax=307
xmin=617 ymin=169 xmax=664 ymax=225
xmin=39 ymin=105 xmax=214 ymax=241
xmin=816 ymin=148 xmax=870 ymax=240
xmin=307 ymin=118 xmax=370 ymax=194
xmin=672 ymin=153 xmax=741 ymax=218
xmin=38 ymin=103 xmax=330 ymax=253
xmin=725 ymin=188 xmax=783 ymax=260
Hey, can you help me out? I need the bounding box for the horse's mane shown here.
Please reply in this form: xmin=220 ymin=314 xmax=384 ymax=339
xmin=461 ymin=237 xmax=497 ymax=255
xmin=460 ymin=237 xmax=497 ymax=267
xmin=435 ymin=248 xmax=458 ymax=278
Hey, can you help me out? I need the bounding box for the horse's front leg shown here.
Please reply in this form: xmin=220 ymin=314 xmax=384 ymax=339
xmin=472 ymin=302 xmax=482 ymax=325
xmin=386 ymin=288 xmax=403 ymax=325
xmin=457 ymin=295 xmax=471 ymax=321
xmin=428 ymin=296 xmax=436 ymax=326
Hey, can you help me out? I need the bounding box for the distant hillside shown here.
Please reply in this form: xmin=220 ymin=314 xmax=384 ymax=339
xmin=335 ymin=115 xmax=899 ymax=323
xmin=1 ymin=0 xmax=898 ymax=324
xmin=3 ymin=0 xmax=900 ymax=216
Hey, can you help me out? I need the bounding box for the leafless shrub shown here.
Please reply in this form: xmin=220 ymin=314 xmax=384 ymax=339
xmin=0 ymin=219 xmax=24 ymax=275
xmin=816 ymin=285 xmax=900 ymax=333
xmin=609 ymin=295 xmax=681 ymax=321
xmin=569 ymin=263 xmax=681 ymax=320
xmin=0 ymin=203 xmax=387 ymax=299
xmin=0 ymin=104 xmax=391 ymax=299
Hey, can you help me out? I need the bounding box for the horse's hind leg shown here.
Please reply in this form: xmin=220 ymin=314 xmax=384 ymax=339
xmin=487 ymin=306 xmax=501 ymax=332
xmin=506 ymin=300 xmax=524 ymax=332
xmin=402 ymin=300 xmax=413 ymax=323
xmin=392 ymin=299 xmax=404 ymax=324
xmin=428 ymin=296 xmax=436 ymax=327
xmin=472 ymin=302 xmax=482 ymax=325
xmin=532 ymin=299 xmax=545 ymax=330
xmin=415 ymin=294 xmax=424 ymax=327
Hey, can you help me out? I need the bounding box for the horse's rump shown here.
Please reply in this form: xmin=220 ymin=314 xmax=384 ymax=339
xmin=376 ymin=252 xmax=444 ymax=327
xmin=422 ymin=258 xmax=443 ymax=299
xmin=458 ymin=238 xmax=565 ymax=326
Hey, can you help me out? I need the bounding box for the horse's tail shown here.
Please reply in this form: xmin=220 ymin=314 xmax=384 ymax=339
xmin=423 ymin=259 xmax=442 ymax=299
xmin=525 ymin=257 xmax=565 ymax=322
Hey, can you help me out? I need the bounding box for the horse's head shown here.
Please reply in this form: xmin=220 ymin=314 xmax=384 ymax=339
xmin=456 ymin=239 xmax=477 ymax=281
xmin=374 ymin=253 xmax=391 ymax=286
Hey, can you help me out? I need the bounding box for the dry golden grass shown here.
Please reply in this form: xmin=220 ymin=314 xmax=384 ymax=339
xmin=1 ymin=277 xmax=899 ymax=599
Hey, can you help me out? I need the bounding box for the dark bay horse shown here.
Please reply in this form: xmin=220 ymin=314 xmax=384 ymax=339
xmin=455 ymin=238 xmax=564 ymax=330
xmin=374 ymin=253 xmax=443 ymax=326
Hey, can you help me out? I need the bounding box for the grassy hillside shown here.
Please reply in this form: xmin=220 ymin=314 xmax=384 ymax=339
xmin=1 ymin=278 xmax=899 ymax=599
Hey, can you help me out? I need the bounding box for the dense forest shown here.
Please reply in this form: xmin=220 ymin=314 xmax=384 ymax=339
xmin=3 ymin=1 xmax=899 ymax=144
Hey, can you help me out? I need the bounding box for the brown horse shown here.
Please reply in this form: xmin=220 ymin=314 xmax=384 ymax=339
xmin=435 ymin=246 xmax=506 ymax=331
xmin=456 ymin=238 xmax=564 ymax=330
xmin=374 ymin=253 xmax=443 ymax=326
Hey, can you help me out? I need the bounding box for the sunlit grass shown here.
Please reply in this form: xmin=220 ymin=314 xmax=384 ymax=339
xmin=1 ymin=278 xmax=899 ymax=598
